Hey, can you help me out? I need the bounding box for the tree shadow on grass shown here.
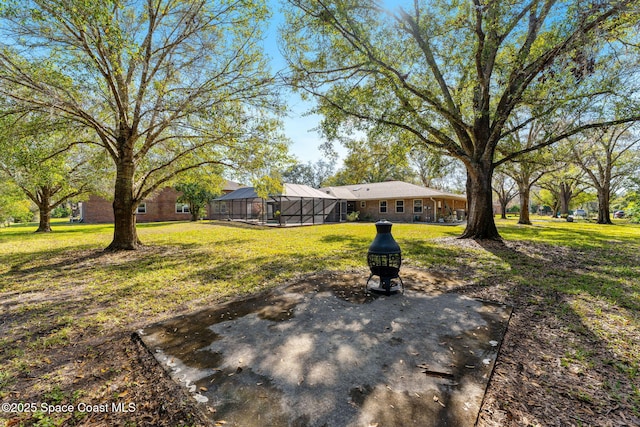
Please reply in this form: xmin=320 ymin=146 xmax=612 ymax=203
xmin=319 ymin=233 xmax=370 ymax=254
xmin=499 ymin=222 xmax=640 ymax=250
xmin=206 ymin=220 xmax=271 ymax=230
xmin=482 ymin=239 xmax=639 ymax=311
xmin=466 ymin=239 xmax=640 ymax=424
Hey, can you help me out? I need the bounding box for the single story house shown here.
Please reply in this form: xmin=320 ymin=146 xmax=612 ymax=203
xmin=80 ymin=180 xmax=467 ymax=225
xmin=210 ymin=183 xmax=343 ymax=225
xmin=321 ymin=181 xmax=467 ymax=223
xmin=79 ymin=181 xmax=243 ymax=223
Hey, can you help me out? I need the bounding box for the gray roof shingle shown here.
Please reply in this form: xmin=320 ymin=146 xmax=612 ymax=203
xmin=215 ymin=183 xmax=337 ymax=201
xmin=321 ymin=181 xmax=466 ymax=201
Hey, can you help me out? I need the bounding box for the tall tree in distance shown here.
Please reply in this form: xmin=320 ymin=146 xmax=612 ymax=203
xmin=537 ymin=166 xmax=586 ymax=217
xmin=282 ymin=159 xmax=335 ymax=188
xmin=173 ymin=165 xmax=227 ymax=222
xmin=492 ymin=172 xmax=518 ymax=220
xmin=0 ymin=0 xmax=285 ymax=249
xmin=0 ymin=179 xmax=34 ymax=226
xmin=282 ymin=0 xmax=640 ymax=240
xmin=323 ymin=137 xmax=415 ymax=186
xmin=571 ymin=124 xmax=640 ymax=224
xmin=409 ymin=146 xmax=458 ymax=190
xmin=0 ymin=114 xmax=101 ymax=232
xmin=497 ymin=116 xmax=560 ymax=225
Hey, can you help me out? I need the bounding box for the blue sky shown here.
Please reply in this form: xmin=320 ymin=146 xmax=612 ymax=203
xmin=265 ymin=2 xmax=336 ymax=165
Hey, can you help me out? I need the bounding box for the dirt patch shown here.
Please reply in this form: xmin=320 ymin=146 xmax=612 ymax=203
xmin=434 ymin=237 xmax=640 ymax=427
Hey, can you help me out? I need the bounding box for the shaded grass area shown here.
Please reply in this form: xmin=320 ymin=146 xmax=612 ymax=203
xmin=0 ymin=218 xmax=639 ymax=425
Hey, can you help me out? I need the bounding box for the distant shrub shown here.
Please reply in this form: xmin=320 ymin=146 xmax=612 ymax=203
xmin=52 ymin=206 xmax=71 ymax=218
xmin=627 ymin=202 xmax=640 ymax=223
xmin=346 ymin=211 xmax=360 ymax=222
xmin=12 ymin=210 xmax=34 ymax=223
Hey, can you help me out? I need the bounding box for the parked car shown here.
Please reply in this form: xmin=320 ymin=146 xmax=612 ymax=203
xmin=574 ymin=209 xmax=587 ymax=218
xmin=614 ymin=210 xmax=625 ymax=218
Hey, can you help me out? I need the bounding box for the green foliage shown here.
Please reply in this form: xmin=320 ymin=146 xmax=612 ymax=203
xmin=627 ymin=201 xmax=640 ymax=223
xmin=282 ymin=159 xmax=335 ymax=188
xmin=324 ymin=136 xmax=415 ymax=186
xmin=409 ymin=146 xmax=460 ymax=190
xmin=51 ymin=205 xmax=71 ymax=218
xmin=569 ymin=125 xmax=640 ymax=222
xmin=346 ymin=211 xmax=360 ymax=222
xmin=620 ymin=176 xmax=640 ymax=223
xmin=0 ymin=180 xmax=34 ymax=224
xmin=175 ymin=182 xmax=218 ymax=221
xmin=0 ymin=0 xmax=286 ymax=247
xmin=282 ymin=0 xmax=640 ymax=238
xmin=253 ymin=172 xmax=284 ymax=199
xmin=0 ymin=112 xmax=100 ymax=231
xmin=535 ymin=188 xmax=555 ymax=210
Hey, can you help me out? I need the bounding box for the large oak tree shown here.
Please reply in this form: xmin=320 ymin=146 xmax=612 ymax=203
xmin=282 ymin=0 xmax=640 ymax=239
xmin=0 ymin=114 xmax=100 ymax=232
xmin=496 ymin=115 xmax=560 ymax=224
xmin=570 ymin=124 xmax=640 ymax=223
xmin=0 ymin=0 xmax=285 ymax=249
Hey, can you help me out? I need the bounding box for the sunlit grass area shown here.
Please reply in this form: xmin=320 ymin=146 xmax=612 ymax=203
xmin=1 ymin=217 xmax=638 ymax=327
xmin=1 ymin=217 xmax=639 ymax=423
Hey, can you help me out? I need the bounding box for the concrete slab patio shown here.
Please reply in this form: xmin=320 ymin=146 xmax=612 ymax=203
xmin=137 ymin=269 xmax=512 ymax=427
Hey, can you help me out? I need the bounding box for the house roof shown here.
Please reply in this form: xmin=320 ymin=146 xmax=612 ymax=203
xmin=321 ymin=181 xmax=466 ymax=201
xmin=222 ymin=180 xmax=245 ymax=192
xmin=215 ymin=183 xmax=337 ymax=201
xmin=215 ymin=186 xmax=261 ymax=201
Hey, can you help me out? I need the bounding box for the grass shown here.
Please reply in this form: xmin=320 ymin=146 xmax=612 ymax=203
xmin=1 ymin=217 xmax=639 ymax=424
xmin=0 ymin=220 xmax=465 ymax=329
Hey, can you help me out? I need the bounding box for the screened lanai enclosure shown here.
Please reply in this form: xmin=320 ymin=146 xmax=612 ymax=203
xmin=210 ymin=183 xmax=346 ymax=226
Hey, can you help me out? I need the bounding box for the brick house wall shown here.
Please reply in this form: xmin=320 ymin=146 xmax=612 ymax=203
xmin=356 ymin=198 xmax=467 ymax=222
xmin=81 ymin=194 xmax=115 ymax=223
xmin=135 ymin=187 xmax=196 ymax=222
xmin=80 ymin=187 xmax=197 ymax=224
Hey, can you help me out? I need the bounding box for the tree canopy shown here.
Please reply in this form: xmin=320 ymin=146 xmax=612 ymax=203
xmin=282 ymin=0 xmax=640 ymax=239
xmin=0 ymin=112 xmax=101 ymax=232
xmin=570 ymin=124 xmax=640 ymax=223
xmin=0 ymin=0 xmax=286 ymax=249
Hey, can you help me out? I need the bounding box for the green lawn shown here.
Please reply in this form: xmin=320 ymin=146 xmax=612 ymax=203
xmin=0 ymin=220 xmax=465 ymax=327
xmin=1 ymin=217 xmax=639 ymax=425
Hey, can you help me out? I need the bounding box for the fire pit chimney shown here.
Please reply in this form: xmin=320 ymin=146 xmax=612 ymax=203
xmin=366 ymin=220 xmax=404 ymax=295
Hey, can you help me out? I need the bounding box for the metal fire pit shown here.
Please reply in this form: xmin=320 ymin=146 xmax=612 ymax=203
xmin=366 ymin=220 xmax=404 ymax=295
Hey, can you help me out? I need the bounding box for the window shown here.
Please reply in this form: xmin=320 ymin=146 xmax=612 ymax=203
xmin=379 ymin=200 xmax=387 ymax=213
xmin=396 ymin=200 xmax=404 ymax=213
xmin=176 ymin=203 xmax=190 ymax=214
xmin=360 ymin=201 xmax=366 ymax=208
xmin=414 ymin=199 xmax=423 ymax=213
xmin=136 ymin=203 xmax=146 ymax=214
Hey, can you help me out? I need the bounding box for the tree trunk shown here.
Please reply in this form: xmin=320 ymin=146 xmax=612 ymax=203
xmin=36 ymin=205 xmax=52 ymax=232
xmin=460 ymin=163 xmax=501 ymax=240
xmin=597 ymin=187 xmax=612 ymax=224
xmin=190 ymin=206 xmax=199 ymax=222
xmin=35 ymin=187 xmax=52 ymax=233
xmin=559 ymin=182 xmax=572 ymax=216
xmin=500 ymin=201 xmax=507 ymax=219
xmin=551 ymin=200 xmax=560 ymax=218
xmin=518 ymin=185 xmax=531 ymax=225
xmin=106 ymin=158 xmax=141 ymax=250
